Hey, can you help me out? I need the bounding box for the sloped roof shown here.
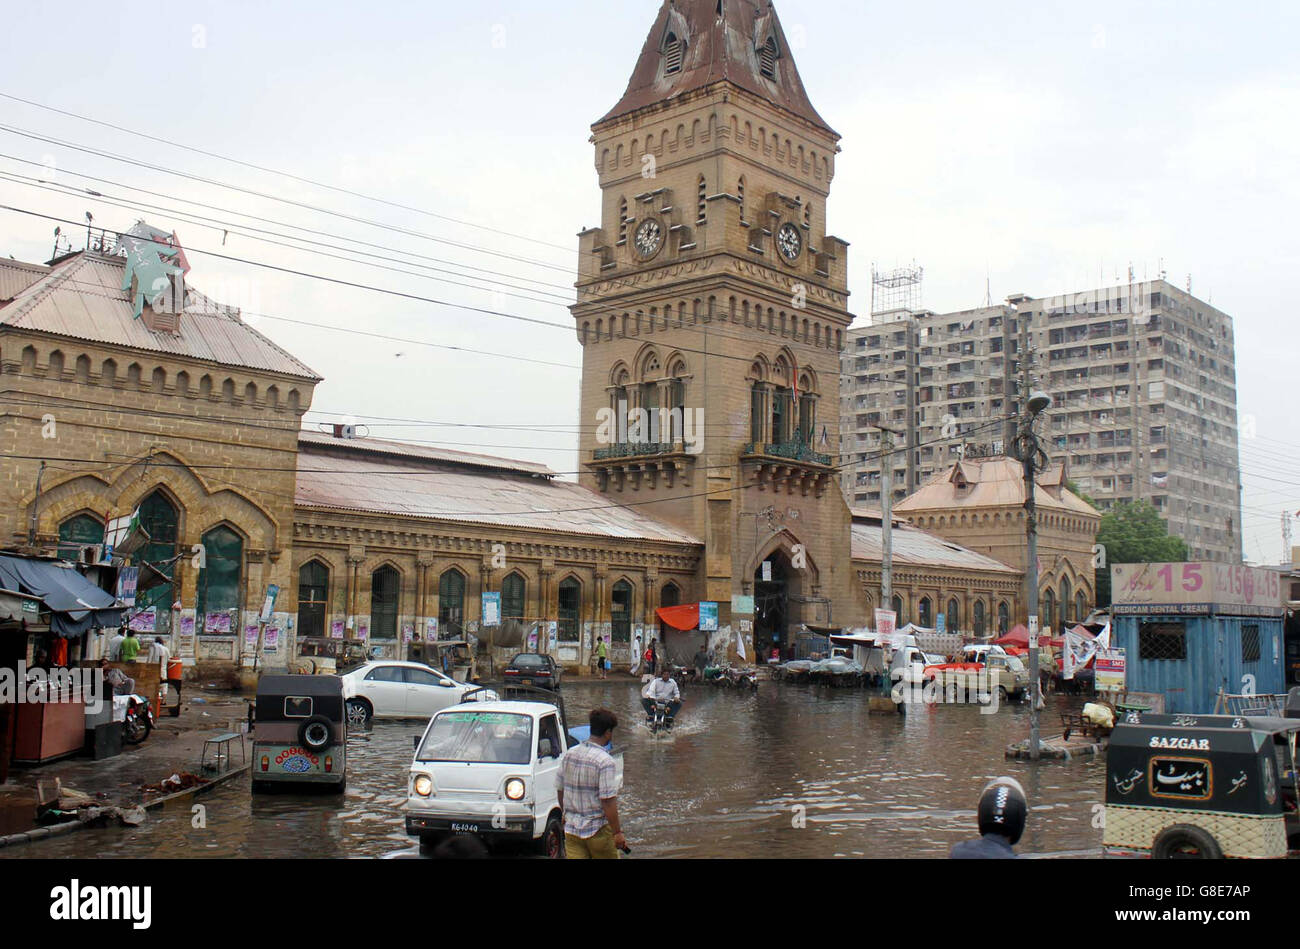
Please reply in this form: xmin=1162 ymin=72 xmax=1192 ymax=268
xmin=0 ymin=252 xmax=320 ymax=380
xmin=850 ymin=513 xmax=1018 ymax=575
xmin=295 ymin=437 xmax=702 ymax=546
xmin=0 ymin=258 xmax=50 ymax=302
xmin=298 ymin=431 xmax=554 ymax=478
xmin=894 ymin=457 xmax=1099 ymax=518
xmin=599 ymin=0 xmax=836 ymax=136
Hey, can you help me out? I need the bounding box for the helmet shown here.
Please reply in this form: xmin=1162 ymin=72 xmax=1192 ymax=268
xmin=977 ymin=777 xmax=1027 ymax=844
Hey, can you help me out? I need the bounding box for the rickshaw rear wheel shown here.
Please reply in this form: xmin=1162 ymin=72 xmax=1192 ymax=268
xmin=1152 ymin=824 xmax=1223 ymax=859
xmin=298 ymin=715 xmax=335 ymax=752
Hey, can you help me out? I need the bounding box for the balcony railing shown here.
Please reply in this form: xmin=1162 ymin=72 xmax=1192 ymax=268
xmin=593 ymin=442 xmax=683 ymax=461
xmin=743 ymin=441 xmax=833 ymax=466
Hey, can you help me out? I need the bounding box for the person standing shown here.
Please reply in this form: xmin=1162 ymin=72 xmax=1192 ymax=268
xmin=693 ymin=640 xmax=710 ymax=682
xmin=147 ymin=636 xmax=171 ymax=667
xmin=556 ymin=708 xmax=626 ymax=859
xmin=107 ymin=627 xmax=127 ymax=661
xmin=119 ymin=629 xmax=142 ymax=663
xmin=594 ymin=636 xmax=608 ymax=680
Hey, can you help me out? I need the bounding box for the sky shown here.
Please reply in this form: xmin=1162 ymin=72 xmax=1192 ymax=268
xmin=0 ymin=0 xmax=1296 ymax=564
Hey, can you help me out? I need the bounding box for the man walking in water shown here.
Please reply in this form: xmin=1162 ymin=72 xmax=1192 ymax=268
xmin=557 ymin=708 xmax=626 ymax=859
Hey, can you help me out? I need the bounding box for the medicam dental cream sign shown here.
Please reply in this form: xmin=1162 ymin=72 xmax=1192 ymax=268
xmin=1111 ymin=562 xmax=1283 ymax=617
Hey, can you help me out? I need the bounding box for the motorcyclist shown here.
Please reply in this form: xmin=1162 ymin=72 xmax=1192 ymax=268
xmin=949 ymin=776 xmax=1027 ymax=859
xmin=641 ymin=668 xmax=682 ymax=723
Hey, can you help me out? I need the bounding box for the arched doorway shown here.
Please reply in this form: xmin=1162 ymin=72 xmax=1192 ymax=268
xmin=753 ymin=549 xmax=802 ymax=660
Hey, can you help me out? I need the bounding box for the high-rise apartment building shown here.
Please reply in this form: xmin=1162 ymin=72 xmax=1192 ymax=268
xmin=840 ymin=279 xmax=1242 ymax=564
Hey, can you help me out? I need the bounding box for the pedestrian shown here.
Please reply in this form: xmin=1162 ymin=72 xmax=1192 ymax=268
xmin=107 ymin=627 xmax=127 ymax=661
xmin=147 ymin=636 xmax=171 ymax=667
xmin=556 ymin=707 xmax=626 ymax=859
xmin=630 ymin=633 xmax=642 ymax=675
xmin=644 ymin=638 xmax=657 ymax=675
xmin=949 ymin=777 xmax=1026 ymax=859
xmin=595 ymin=636 xmax=608 ymax=680
xmin=693 ymin=639 xmax=710 ymax=682
xmin=119 ymin=629 xmax=142 ymax=663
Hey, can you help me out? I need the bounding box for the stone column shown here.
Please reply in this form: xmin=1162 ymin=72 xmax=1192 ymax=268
xmin=345 ymin=547 xmax=365 ymax=639
xmin=416 ymin=554 xmax=434 ymax=639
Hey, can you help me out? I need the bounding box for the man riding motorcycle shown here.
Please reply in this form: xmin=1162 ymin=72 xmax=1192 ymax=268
xmin=641 ymin=668 xmax=682 ymax=725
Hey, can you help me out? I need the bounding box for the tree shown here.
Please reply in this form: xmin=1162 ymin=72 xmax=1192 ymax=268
xmin=1095 ymin=500 xmax=1189 ymax=607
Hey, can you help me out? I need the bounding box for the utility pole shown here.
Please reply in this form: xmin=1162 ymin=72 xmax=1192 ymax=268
xmin=1015 ymin=317 xmax=1051 ymax=760
xmin=874 ymin=425 xmax=902 ymax=614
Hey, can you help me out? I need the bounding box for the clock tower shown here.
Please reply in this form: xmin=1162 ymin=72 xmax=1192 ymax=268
xmin=573 ymin=0 xmax=864 ymax=655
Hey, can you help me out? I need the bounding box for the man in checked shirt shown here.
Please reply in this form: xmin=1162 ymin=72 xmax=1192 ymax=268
xmin=556 ymin=707 xmax=626 ymax=859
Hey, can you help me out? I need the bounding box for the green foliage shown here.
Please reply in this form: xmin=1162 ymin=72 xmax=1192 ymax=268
xmin=1095 ymin=500 xmax=1189 ymax=606
xmin=1066 ymin=479 xmax=1099 ymax=510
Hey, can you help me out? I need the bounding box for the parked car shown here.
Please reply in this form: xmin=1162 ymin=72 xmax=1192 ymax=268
xmin=339 ymin=661 xmax=490 ymax=725
xmin=504 ymin=653 xmax=563 ymax=690
xmin=405 ymin=697 xmax=622 ymax=857
xmin=1105 ymin=712 xmax=1300 ymax=858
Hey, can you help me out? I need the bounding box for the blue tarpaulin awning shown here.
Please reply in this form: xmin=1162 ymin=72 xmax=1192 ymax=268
xmin=0 ymin=555 xmax=124 ymax=637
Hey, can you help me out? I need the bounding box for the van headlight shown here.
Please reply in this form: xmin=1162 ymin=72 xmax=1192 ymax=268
xmin=413 ymin=774 xmax=433 ymax=797
xmin=505 ymin=778 xmax=526 ymax=801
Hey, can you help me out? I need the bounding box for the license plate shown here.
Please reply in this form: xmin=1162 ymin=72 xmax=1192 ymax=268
xmin=521 ymin=678 xmax=533 ymax=686
xmin=451 ymin=822 xmax=479 ymax=834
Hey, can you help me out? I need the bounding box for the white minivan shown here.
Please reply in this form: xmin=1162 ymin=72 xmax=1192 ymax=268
xmin=405 ymin=699 xmax=622 ymax=858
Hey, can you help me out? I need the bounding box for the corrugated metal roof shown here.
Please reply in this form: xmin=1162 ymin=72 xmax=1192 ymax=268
xmin=298 ymin=431 xmax=554 ymax=477
xmin=0 ymin=258 xmax=50 ymax=303
xmin=295 ymin=442 xmax=702 ymax=545
xmin=851 ymin=516 xmax=1018 ymax=574
xmin=0 ymin=252 xmax=320 ymax=380
xmin=598 ymin=0 xmax=836 ymax=136
xmin=894 ymin=457 xmax=1099 ymax=518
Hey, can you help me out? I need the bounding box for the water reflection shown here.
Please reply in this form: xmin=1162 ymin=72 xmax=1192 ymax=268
xmin=7 ymin=681 xmax=1103 ymax=859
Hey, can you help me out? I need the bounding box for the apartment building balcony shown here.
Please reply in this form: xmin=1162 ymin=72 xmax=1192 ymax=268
xmin=589 ymin=441 xmax=695 ymax=491
xmin=742 ymin=440 xmax=835 ymax=497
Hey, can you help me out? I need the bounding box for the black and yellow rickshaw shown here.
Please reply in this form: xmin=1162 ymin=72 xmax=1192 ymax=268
xmin=1104 ymin=712 xmax=1300 ymax=858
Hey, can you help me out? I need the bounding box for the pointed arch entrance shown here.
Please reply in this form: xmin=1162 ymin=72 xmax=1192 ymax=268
xmin=752 ymin=548 xmax=805 ymax=659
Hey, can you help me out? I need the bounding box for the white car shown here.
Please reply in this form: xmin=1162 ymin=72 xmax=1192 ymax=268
xmin=406 ymin=700 xmax=623 ymax=858
xmin=339 ymin=661 xmax=489 ymax=725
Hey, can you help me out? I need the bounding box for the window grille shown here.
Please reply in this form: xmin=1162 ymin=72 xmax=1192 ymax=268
xmin=1138 ymin=621 xmax=1187 ymax=661
xmin=1242 ymin=624 xmax=1261 ymax=663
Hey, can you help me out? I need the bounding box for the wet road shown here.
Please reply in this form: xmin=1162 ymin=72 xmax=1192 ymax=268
xmin=7 ymin=681 xmax=1104 ymax=859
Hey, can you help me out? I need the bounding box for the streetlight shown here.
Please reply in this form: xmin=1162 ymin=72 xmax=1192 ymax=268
xmin=1014 ymin=390 xmax=1052 ymax=760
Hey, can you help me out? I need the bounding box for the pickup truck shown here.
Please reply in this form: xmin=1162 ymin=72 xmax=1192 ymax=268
xmin=923 ymin=650 xmax=1029 ymax=704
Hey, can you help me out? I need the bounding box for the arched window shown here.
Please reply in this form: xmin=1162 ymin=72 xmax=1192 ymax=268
xmin=438 ymin=569 xmax=464 ymax=638
xmin=973 ymin=600 xmax=987 ymax=639
xmin=298 ymin=561 xmax=329 ymax=639
xmin=661 ymin=582 xmax=681 ymax=608
xmin=918 ymin=597 xmax=933 ymax=628
xmin=697 ymin=175 xmax=707 ymax=223
xmin=1075 ymin=591 xmax=1088 ymax=624
xmin=738 ymin=177 xmax=746 ymax=223
xmin=558 ymin=578 xmax=581 ymax=643
xmin=197 ymin=525 xmax=243 ymax=634
xmin=611 ymin=580 xmax=633 ymax=643
xmin=58 ymin=513 xmax=104 ymax=557
xmin=137 ymin=490 xmax=179 ymax=629
xmin=998 ymin=601 xmax=1010 ymax=635
xmin=1042 ymin=588 xmax=1056 ymax=634
xmin=1060 ymin=577 xmax=1073 ymax=624
xmin=618 ymin=197 xmax=629 ymax=244
xmin=947 ymin=598 xmax=961 ymax=632
xmin=502 ymin=572 xmax=526 ymax=622
xmin=891 ymin=594 xmax=905 ymax=625
xmin=371 ymin=566 xmax=401 ymax=640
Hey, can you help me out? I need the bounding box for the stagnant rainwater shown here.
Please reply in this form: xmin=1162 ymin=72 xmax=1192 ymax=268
xmin=8 ymin=681 xmax=1105 ymax=859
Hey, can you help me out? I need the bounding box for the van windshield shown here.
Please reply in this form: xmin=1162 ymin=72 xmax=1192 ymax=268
xmin=417 ymin=711 xmax=533 ymax=765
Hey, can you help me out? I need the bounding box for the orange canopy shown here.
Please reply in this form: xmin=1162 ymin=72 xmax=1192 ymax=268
xmin=656 ymin=603 xmax=700 ymax=631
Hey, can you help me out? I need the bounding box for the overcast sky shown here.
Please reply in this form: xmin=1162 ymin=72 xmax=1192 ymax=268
xmin=1 ymin=0 xmax=1296 ymax=564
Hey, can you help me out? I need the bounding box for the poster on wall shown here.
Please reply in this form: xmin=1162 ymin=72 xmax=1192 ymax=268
xmin=874 ymin=609 xmax=897 ymax=643
xmin=330 ymin=620 xmax=345 ymax=639
xmin=547 ymin=621 xmax=558 ymax=653
xmin=699 ymin=602 xmax=719 ymax=632
xmin=264 ymin=627 xmax=280 ymax=652
xmin=1095 ymin=648 xmax=1127 ymax=692
xmin=731 ymin=595 xmax=755 ymax=616
xmin=129 ymin=609 xmax=157 ymax=633
xmin=205 ymin=612 xmax=232 ymax=634
xmin=244 ymin=624 xmax=260 ymax=649
xmin=402 ymin=624 xmax=414 ymax=643
xmin=527 ymin=627 xmax=539 ymax=651
xmin=425 ymin=617 xmax=438 ymax=640
xmin=116 ymin=567 xmax=139 ymax=607
xmin=481 ymin=592 xmax=501 ymax=628
xmin=357 ymin=621 xmax=369 ymax=640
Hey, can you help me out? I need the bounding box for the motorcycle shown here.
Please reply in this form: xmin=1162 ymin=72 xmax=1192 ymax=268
xmin=646 ymin=700 xmax=675 ymax=734
xmin=122 ymin=694 xmax=156 ymax=745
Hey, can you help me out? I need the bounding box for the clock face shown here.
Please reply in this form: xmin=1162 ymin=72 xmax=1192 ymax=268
xmin=777 ymin=223 xmax=802 ymax=262
xmin=634 ymin=218 xmax=664 ymax=259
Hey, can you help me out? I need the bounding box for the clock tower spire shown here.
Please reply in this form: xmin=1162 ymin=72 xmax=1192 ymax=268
xmin=573 ymin=0 xmax=863 ymax=657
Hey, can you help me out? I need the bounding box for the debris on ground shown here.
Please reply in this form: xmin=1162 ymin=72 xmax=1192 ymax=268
xmin=140 ymin=772 xmax=206 ymax=795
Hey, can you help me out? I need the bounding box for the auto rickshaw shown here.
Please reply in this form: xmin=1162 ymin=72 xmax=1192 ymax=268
xmin=252 ymin=674 xmax=346 ymax=793
xmin=1104 ymin=711 xmax=1300 ymax=858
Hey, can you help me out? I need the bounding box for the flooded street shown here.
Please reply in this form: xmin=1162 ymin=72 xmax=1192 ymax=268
xmin=9 ymin=681 xmax=1104 ymax=859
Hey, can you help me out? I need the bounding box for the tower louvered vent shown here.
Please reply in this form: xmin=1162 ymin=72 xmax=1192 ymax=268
xmin=760 ymin=36 xmax=778 ymax=79
xmin=665 ymin=33 xmax=684 ymax=75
